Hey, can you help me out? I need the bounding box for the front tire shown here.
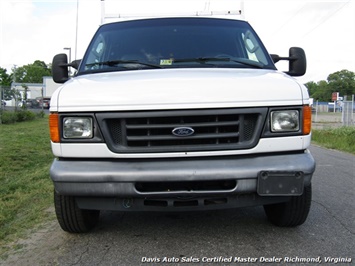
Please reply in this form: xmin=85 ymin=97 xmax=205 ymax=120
xmin=264 ymin=184 xmax=312 ymax=227
xmin=54 ymin=190 xmax=100 ymax=233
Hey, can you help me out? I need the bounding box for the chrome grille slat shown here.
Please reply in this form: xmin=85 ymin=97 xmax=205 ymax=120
xmin=96 ymin=108 xmax=267 ymax=153
xmin=127 ymin=132 xmax=240 ymax=141
xmin=126 ymin=120 xmax=240 ymax=129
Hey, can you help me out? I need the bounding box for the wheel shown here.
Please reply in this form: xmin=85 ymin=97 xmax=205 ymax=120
xmin=263 ymin=184 xmax=312 ymax=227
xmin=54 ymin=190 xmax=100 ymax=233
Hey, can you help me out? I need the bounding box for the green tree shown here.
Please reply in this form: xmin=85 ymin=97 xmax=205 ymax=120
xmin=13 ymin=60 xmax=51 ymax=83
xmin=327 ymin=69 xmax=355 ymax=98
xmin=0 ymin=67 xmax=13 ymax=100
xmin=304 ymin=81 xmax=318 ymax=97
xmin=305 ymin=80 xmax=332 ymax=101
xmin=305 ymin=69 xmax=355 ymax=101
xmin=0 ymin=67 xmax=13 ymax=86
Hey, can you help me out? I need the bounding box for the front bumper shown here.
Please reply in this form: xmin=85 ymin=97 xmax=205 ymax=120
xmin=50 ymin=150 xmax=315 ymax=198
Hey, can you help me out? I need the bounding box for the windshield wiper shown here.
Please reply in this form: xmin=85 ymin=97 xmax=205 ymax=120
xmin=229 ymin=57 xmax=264 ymax=69
xmin=173 ymin=57 xmax=264 ymax=69
xmin=85 ymin=60 xmax=162 ymax=69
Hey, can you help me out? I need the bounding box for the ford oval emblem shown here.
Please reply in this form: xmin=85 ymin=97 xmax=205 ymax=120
xmin=172 ymin=127 xmax=195 ymax=137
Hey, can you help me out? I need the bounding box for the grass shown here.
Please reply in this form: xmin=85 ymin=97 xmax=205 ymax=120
xmin=312 ymin=126 xmax=355 ymax=155
xmin=0 ymin=118 xmax=54 ymax=256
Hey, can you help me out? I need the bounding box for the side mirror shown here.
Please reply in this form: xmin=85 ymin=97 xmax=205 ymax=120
xmin=270 ymin=47 xmax=307 ymax=77
xmin=287 ymin=47 xmax=306 ymax=76
xmin=52 ymin=54 xmax=69 ymax=83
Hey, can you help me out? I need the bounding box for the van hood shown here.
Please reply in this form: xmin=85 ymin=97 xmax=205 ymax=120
xmin=51 ymin=68 xmax=306 ymax=112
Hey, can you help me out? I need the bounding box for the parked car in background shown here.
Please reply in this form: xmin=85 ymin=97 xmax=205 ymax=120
xmin=328 ymin=102 xmax=342 ymax=112
xmin=26 ymin=99 xmax=40 ymax=108
xmin=42 ymin=97 xmax=51 ymax=109
xmin=36 ymin=97 xmax=51 ymax=109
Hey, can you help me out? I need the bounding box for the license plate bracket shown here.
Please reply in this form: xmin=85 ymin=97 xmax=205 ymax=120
xmin=257 ymin=171 xmax=304 ymax=196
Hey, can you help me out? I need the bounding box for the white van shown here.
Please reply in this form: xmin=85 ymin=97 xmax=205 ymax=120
xmin=50 ymin=15 xmax=315 ymax=233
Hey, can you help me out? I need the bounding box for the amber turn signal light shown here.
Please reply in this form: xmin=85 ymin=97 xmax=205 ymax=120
xmin=49 ymin=113 xmax=60 ymax=143
xmin=303 ymin=105 xmax=312 ymax=135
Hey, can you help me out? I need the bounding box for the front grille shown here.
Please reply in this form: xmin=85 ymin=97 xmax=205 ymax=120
xmin=96 ymin=108 xmax=267 ymax=153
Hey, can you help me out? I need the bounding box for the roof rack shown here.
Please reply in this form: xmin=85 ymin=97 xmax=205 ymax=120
xmin=100 ymin=1 xmax=245 ymax=24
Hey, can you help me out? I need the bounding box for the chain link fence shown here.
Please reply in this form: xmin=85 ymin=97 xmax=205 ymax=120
xmin=0 ymin=85 xmax=47 ymax=124
xmin=312 ymin=95 xmax=354 ymax=128
xmin=0 ymin=85 xmax=44 ymax=107
xmin=341 ymin=95 xmax=355 ymax=126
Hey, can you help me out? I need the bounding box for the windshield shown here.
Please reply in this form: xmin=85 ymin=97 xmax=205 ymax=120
xmin=78 ymin=17 xmax=275 ymax=74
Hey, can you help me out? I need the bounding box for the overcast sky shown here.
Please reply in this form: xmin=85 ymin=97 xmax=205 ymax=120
xmin=0 ymin=0 xmax=354 ymax=83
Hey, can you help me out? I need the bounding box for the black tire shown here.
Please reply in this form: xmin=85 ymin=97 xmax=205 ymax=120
xmin=263 ymin=184 xmax=312 ymax=227
xmin=54 ymin=190 xmax=100 ymax=233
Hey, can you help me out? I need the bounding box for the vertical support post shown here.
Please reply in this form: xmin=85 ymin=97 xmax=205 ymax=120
xmin=63 ymin=47 xmax=72 ymax=76
xmin=101 ymin=0 xmax=105 ymax=25
xmin=75 ymin=0 xmax=79 ymax=60
xmin=240 ymin=0 xmax=245 ymax=20
xmin=342 ymin=96 xmax=346 ymax=125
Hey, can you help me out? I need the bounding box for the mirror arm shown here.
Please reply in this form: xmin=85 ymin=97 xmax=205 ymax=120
xmin=270 ymin=54 xmax=297 ymax=63
xmin=61 ymin=60 xmax=81 ymax=70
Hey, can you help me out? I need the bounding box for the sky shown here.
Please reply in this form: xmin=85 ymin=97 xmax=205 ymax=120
xmin=0 ymin=0 xmax=354 ymax=84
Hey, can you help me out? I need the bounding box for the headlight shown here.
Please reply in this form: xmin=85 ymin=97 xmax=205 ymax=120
xmin=271 ymin=110 xmax=299 ymax=132
xmin=63 ymin=117 xmax=93 ymax=138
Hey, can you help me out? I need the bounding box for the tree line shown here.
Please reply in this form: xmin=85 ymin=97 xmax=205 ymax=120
xmin=305 ymin=69 xmax=355 ymax=102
